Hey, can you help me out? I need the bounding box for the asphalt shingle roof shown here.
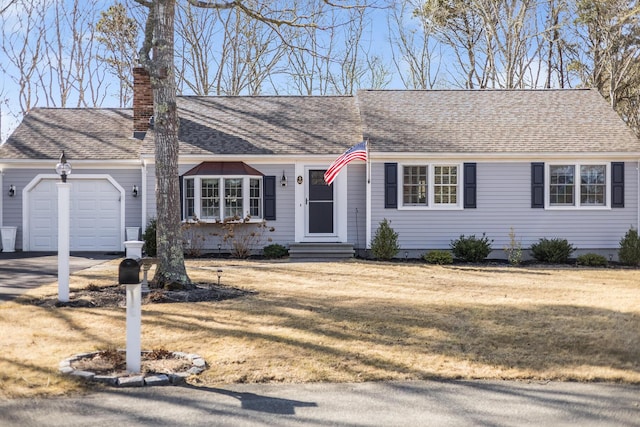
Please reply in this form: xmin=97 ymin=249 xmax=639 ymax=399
xmin=0 ymin=108 xmax=141 ymax=160
xmin=166 ymin=96 xmax=362 ymax=156
xmin=357 ymin=89 xmax=640 ymax=153
xmin=2 ymin=89 xmax=638 ymax=161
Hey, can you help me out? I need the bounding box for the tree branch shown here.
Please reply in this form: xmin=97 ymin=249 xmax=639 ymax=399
xmin=0 ymin=0 xmax=18 ymax=15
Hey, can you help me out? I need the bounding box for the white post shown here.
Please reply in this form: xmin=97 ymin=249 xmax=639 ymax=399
xmin=126 ymin=283 xmax=142 ymax=373
xmin=57 ymin=182 xmax=71 ymax=302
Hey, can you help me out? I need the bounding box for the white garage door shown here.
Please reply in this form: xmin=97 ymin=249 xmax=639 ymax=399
xmin=29 ymin=178 xmax=122 ymax=251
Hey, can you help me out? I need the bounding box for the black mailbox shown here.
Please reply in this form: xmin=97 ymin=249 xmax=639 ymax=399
xmin=119 ymin=258 xmax=141 ymax=285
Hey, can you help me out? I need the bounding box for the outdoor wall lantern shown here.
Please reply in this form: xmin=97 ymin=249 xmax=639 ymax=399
xmin=280 ymin=171 xmax=287 ymax=187
xmin=132 ymin=185 xmax=139 ymax=198
xmin=55 ymin=151 xmax=72 ymax=182
xmin=8 ymin=185 xmax=15 ymax=197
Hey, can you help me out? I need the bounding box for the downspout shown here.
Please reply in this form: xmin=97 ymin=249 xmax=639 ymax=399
xmin=141 ymin=161 xmax=147 ymax=234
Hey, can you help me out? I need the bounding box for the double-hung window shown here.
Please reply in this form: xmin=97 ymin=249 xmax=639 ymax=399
xmin=401 ymin=164 xmax=461 ymax=209
xmin=183 ymin=176 xmax=263 ymax=221
xmin=548 ymin=163 xmax=608 ymax=208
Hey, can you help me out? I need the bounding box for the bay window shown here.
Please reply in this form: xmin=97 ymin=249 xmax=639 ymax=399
xmin=183 ymin=176 xmax=262 ymax=221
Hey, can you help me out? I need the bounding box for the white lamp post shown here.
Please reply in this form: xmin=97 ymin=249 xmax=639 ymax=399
xmin=55 ymin=151 xmax=71 ymax=302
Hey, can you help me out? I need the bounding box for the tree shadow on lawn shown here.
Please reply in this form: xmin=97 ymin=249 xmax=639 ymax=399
xmin=141 ymin=296 xmax=640 ymax=380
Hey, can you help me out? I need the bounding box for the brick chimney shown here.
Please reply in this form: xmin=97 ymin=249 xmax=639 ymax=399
xmin=133 ymin=67 xmax=153 ymax=139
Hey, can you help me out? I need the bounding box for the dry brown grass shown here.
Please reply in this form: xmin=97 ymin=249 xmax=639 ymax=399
xmin=1 ymin=258 xmax=639 ymax=398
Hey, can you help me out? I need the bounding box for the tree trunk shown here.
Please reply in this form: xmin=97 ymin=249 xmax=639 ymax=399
xmin=150 ymin=0 xmax=192 ymax=289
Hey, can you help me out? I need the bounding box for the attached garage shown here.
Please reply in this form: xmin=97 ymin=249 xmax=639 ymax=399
xmin=26 ymin=176 xmax=123 ymax=251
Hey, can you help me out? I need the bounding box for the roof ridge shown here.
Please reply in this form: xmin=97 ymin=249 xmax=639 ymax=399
xmin=358 ymin=88 xmax=595 ymax=92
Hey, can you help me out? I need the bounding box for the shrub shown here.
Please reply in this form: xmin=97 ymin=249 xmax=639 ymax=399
xmin=530 ymin=238 xmax=575 ymax=263
xmin=371 ymin=219 xmax=400 ymax=260
xmin=618 ymin=227 xmax=640 ymax=266
xmin=576 ymin=253 xmax=608 ymax=267
xmin=503 ymin=227 xmax=522 ymax=266
xmin=142 ymin=218 xmax=157 ymax=257
xmin=450 ymin=233 xmax=493 ymax=263
xmin=263 ymin=243 xmax=288 ymax=259
xmin=218 ymin=216 xmax=275 ymax=259
xmin=182 ymin=218 xmax=208 ymax=257
xmin=423 ymin=250 xmax=453 ymax=265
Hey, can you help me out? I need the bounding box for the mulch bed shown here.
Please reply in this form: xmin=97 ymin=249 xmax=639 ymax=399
xmin=25 ymin=284 xmax=254 ymax=308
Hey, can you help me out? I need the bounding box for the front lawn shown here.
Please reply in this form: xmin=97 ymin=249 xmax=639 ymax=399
xmin=1 ymin=259 xmax=638 ymax=398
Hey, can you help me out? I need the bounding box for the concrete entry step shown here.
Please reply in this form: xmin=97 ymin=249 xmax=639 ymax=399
xmin=288 ymin=243 xmax=355 ymax=259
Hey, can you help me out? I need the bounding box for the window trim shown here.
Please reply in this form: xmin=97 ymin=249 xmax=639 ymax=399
xmin=545 ymin=162 xmax=611 ymax=210
xmin=182 ymin=175 xmax=264 ymax=222
xmin=398 ymin=162 xmax=463 ymax=210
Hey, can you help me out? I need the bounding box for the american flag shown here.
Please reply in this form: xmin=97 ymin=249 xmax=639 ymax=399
xmin=324 ymin=141 xmax=368 ymax=185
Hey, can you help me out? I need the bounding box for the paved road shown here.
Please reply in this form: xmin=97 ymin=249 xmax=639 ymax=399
xmin=1 ymin=380 xmax=638 ymax=426
xmin=0 ymin=252 xmax=119 ymax=301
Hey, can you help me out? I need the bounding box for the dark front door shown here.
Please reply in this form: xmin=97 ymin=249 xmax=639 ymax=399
xmin=308 ymin=169 xmax=334 ymax=234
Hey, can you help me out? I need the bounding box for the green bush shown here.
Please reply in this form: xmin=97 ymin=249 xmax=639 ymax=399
xmin=450 ymin=233 xmax=493 ymax=263
xmin=142 ymin=218 xmax=157 ymax=257
xmin=423 ymin=250 xmax=453 ymax=265
xmin=576 ymin=253 xmax=608 ymax=267
xmin=263 ymin=243 xmax=288 ymax=259
xmin=371 ymin=219 xmax=400 ymax=260
xmin=530 ymin=238 xmax=575 ymax=263
xmin=618 ymin=227 xmax=640 ymax=266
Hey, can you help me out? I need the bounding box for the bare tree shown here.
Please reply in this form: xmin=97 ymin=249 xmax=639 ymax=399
xmin=542 ymin=0 xmax=571 ymax=88
xmin=389 ymin=0 xmax=441 ymax=89
xmin=0 ymin=0 xmax=18 ymax=15
xmin=0 ymin=0 xmax=48 ymax=115
xmin=419 ymin=0 xmax=488 ymax=88
xmin=573 ymin=0 xmax=640 ymax=106
xmin=1 ymin=0 xmax=108 ymax=120
xmin=280 ymin=2 xmax=335 ymax=95
xmin=42 ymin=0 xmax=106 ymax=108
xmin=474 ymin=0 xmax=542 ymax=88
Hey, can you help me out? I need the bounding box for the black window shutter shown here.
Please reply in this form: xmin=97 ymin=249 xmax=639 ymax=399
xmin=179 ymin=175 xmax=184 ymax=219
xmin=384 ymin=163 xmax=398 ymax=208
xmin=263 ymin=176 xmax=276 ymax=220
xmin=463 ymin=163 xmax=477 ymax=208
xmin=612 ymin=162 xmax=624 ymax=208
xmin=531 ymin=162 xmax=545 ymax=208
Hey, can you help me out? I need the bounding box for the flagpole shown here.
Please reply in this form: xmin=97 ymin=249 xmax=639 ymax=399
xmin=366 ymin=139 xmax=370 ymax=184
xmin=365 ymin=138 xmax=371 ymax=251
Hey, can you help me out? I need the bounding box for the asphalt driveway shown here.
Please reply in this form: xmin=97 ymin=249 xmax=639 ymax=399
xmin=0 ymin=252 xmax=119 ymax=302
